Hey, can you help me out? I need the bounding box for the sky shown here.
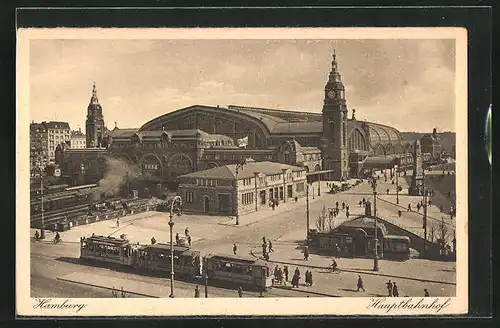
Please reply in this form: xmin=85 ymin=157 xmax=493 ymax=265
xmin=29 ymin=38 xmax=456 ymax=133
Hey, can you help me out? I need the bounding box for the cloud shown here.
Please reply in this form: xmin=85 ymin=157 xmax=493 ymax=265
xmin=29 ymin=39 xmax=456 ymax=133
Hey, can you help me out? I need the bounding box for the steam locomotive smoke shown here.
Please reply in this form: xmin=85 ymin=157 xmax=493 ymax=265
xmin=93 ymin=156 xmax=140 ymax=201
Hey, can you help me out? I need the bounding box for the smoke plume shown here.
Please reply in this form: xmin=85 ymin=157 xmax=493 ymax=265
xmin=92 ymin=156 xmax=141 ymax=200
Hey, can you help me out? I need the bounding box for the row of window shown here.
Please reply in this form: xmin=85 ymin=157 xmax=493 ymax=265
xmin=304 ymin=153 xmax=321 ymax=161
xmin=197 ymin=179 xmax=217 ymax=187
xmin=204 ymin=154 xmax=274 ymax=161
xmin=143 ymin=164 xmax=160 ymax=170
xmin=270 ymin=174 xmax=281 ymax=181
xmin=113 ymin=142 xmax=195 ymax=149
xmin=242 ymin=178 xmax=252 ymax=186
xmin=242 ymin=192 xmax=254 ymax=205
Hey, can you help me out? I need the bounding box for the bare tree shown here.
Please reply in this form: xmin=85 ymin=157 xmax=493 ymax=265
xmin=315 ymin=205 xmax=328 ymax=232
xmin=437 ymin=217 xmax=449 ymax=251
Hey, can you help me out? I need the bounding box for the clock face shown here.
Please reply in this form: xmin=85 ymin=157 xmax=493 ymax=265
xmin=328 ymin=91 xmax=336 ymax=99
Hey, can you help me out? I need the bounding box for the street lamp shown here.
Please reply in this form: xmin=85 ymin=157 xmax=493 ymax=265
xmin=203 ymin=256 xmax=208 ymax=298
xmin=281 ymin=168 xmax=287 ymax=203
xmin=370 ymin=175 xmax=379 ymax=272
xmin=168 ymin=195 xmax=182 ymax=298
xmin=37 ymin=167 xmax=46 ymax=240
xmin=306 ymin=182 xmax=310 ymax=244
xmin=395 ymin=164 xmax=399 ymax=204
xmin=254 ymin=172 xmax=259 ymax=212
xmin=235 ymin=161 xmax=246 ymax=225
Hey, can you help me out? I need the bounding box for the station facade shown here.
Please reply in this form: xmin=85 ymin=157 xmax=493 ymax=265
xmin=57 ymin=51 xmax=423 ymax=195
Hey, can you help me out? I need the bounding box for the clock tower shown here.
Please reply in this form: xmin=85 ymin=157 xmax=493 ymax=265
xmin=85 ymin=82 xmax=106 ymax=148
xmin=321 ymin=50 xmax=350 ymax=180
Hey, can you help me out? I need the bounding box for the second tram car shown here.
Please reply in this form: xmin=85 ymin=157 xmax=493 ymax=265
xmin=136 ymin=243 xmax=201 ymax=277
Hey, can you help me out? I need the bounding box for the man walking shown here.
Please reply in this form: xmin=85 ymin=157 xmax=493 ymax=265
xmin=357 ymin=275 xmax=365 ymax=292
xmin=386 ymin=280 xmax=393 ymax=297
xmin=304 ymin=246 xmax=309 ymax=261
xmin=268 ymin=240 xmax=274 ymax=252
xmin=238 ymin=286 xmax=243 ymax=297
xmin=283 ymin=266 xmax=289 ymax=282
xmin=194 ymin=285 xmax=200 ymax=298
xmin=233 ymin=243 xmax=237 ymax=255
xmin=392 ymin=282 xmax=399 ymax=297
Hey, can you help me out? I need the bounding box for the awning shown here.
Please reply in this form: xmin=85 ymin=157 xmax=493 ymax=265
xmin=360 ymin=155 xmax=399 ymax=170
xmin=306 ymin=169 xmax=335 ymax=176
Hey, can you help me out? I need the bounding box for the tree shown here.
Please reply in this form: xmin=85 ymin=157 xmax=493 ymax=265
xmin=436 ymin=217 xmax=449 ymax=253
xmin=315 ymin=205 xmax=329 ymax=232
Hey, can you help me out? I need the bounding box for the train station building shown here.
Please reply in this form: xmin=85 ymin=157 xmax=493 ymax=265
xmin=56 ymin=50 xmax=435 ymax=195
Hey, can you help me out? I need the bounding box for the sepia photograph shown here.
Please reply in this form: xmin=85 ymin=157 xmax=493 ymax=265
xmin=17 ymin=27 xmax=468 ymax=316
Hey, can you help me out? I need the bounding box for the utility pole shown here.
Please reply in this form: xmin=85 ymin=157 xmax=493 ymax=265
xmin=422 ymin=170 xmax=428 ymax=258
xmin=204 ymin=257 xmax=208 ymax=298
xmin=40 ymin=170 xmax=45 ymax=239
xmin=395 ymin=164 xmax=399 ymax=204
xmin=254 ymin=172 xmax=259 ymax=212
xmin=281 ymin=169 xmax=287 ymax=203
xmin=370 ymin=176 xmax=379 ymax=272
xmin=306 ymin=182 xmax=310 ymax=243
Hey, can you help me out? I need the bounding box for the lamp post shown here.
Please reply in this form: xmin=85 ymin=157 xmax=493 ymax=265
xmin=281 ymin=168 xmax=287 ymax=203
xmin=203 ymin=256 xmax=208 ymax=298
xmin=254 ymin=172 xmax=259 ymax=212
xmin=38 ymin=167 xmax=45 ymax=240
xmin=422 ymin=170 xmax=428 ymax=257
xmin=395 ymin=164 xmax=399 ymax=204
xmin=306 ymin=182 xmax=310 ymax=243
xmin=168 ymin=195 xmax=182 ymax=298
xmin=370 ymin=176 xmax=379 ymax=272
xmin=235 ymin=162 xmax=245 ymax=225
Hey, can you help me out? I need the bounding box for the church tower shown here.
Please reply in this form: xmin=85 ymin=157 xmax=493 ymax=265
xmin=321 ymin=50 xmax=350 ymax=180
xmin=85 ymin=82 xmax=106 ymax=148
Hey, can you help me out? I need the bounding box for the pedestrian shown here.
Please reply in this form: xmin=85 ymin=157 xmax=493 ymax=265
xmin=277 ymin=267 xmax=283 ymax=284
xmin=295 ymin=196 xmax=298 ymax=203
xmin=284 ymin=266 xmax=289 ymax=281
xmin=424 ymin=289 xmax=430 ymax=297
xmin=238 ymin=286 xmax=243 ymax=297
xmin=357 ymin=275 xmax=365 ymax=292
xmin=274 ymin=265 xmax=279 ymax=282
xmin=262 ymin=242 xmax=267 ymax=256
xmin=304 ymin=246 xmax=309 ymax=261
xmin=185 ymin=227 xmax=189 ymax=236
xmin=233 ymin=243 xmax=237 ymax=255
xmin=262 ymin=236 xmax=266 ymax=244
xmin=304 ymin=270 xmax=309 ymax=285
xmin=398 ymin=210 xmax=402 ymax=217
xmin=308 ymin=271 xmax=313 ymax=286
xmin=175 ymin=232 xmax=180 ymax=245
xmin=268 ymin=240 xmax=274 ymax=252
xmin=342 ymin=202 xmax=345 ymax=210
xmin=346 ymin=210 xmax=350 ymax=219
xmin=116 ymin=218 xmax=120 ymax=227
xmin=346 ymin=204 xmax=350 ymax=212
xmin=386 ymin=280 xmax=393 ymax=297
xmin=386 ymin=188 xmax=389 ymax=195
xmin=194 ymin=285 xmax=200 ymax=298
xmin=392 ymin=282 xmax=399 ymax=297
xmin=187 ymin=234 xmax=192 ymax=246
xmin=407 ymin=203 xmax=412 ymax=212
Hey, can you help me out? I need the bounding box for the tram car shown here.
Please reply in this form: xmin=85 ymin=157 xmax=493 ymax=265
xmin=80 ymin=234 xmax=138 ymax=266
xmin=205 ymin=253 xmax=272 ymax=290
xmin=30 ymin=184 xmax=98 ymax=215
xmin=135 ymin=243 xmax=202 ymax=278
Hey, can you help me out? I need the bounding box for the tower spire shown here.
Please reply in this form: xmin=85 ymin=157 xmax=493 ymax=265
xmin=90 ymin=82 xmax=99 ymax=104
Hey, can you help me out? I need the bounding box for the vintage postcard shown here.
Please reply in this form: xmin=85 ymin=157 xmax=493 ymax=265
xmin=17 ymin=27 xmax=468 ymax=316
